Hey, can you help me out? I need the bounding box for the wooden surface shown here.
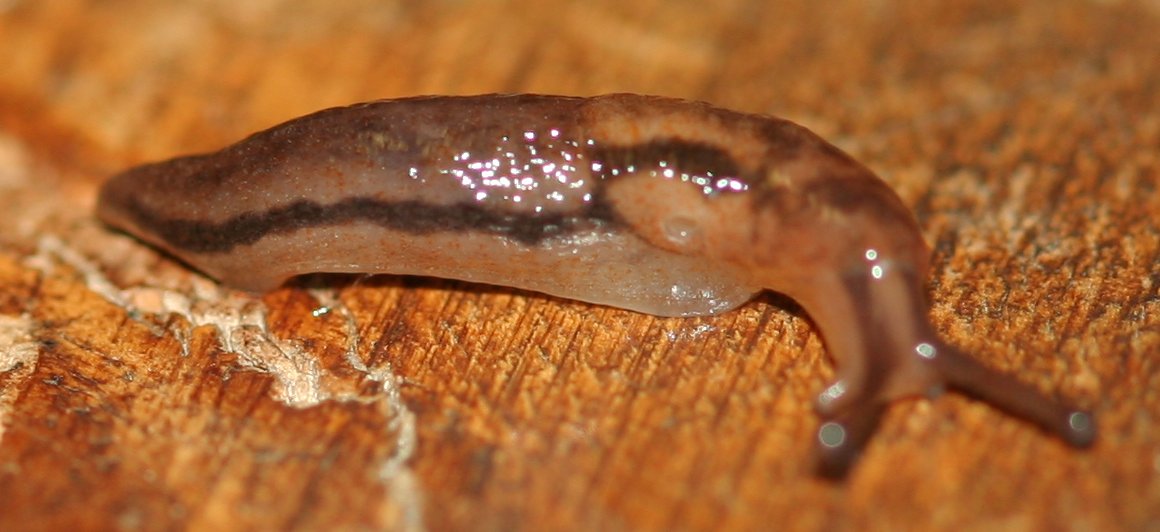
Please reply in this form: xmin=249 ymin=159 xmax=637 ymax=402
xmin=1 ymin=0 xmax=1158 ymax=530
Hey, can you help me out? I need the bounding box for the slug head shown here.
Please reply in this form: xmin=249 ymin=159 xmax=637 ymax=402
xmin=748 ymin=168 xmax=1095 ymax=476
xmin=607 ymin=152 xmax=1094 ymax=477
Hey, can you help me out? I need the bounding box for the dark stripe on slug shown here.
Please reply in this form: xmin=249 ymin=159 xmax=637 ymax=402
xmin=119 ymin=197 xmax=620 ymax=254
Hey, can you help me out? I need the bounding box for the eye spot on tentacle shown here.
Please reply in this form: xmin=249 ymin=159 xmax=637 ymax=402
xmin=818 ymin=422 xmax=847 ymax=449
xmin=1066 ymin=412 xmax=1096 ymax=447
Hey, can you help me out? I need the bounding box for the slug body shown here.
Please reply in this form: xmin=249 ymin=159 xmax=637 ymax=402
xmin=98 ymin=94 xmax=1094 ymax=474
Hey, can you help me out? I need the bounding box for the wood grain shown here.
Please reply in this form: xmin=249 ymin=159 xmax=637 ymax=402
xmin=1 ymin=0 xmax=1157 ymax=530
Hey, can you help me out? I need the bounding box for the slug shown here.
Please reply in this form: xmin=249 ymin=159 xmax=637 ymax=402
xmin=97 ymin=94 xmax=1095 ymax=475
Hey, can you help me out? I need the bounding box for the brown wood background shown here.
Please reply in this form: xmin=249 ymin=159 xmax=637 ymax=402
xmin=1 ymin=0 xmax=1158 ymax=530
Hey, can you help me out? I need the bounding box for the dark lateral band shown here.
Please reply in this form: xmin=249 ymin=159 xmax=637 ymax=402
xmin=121 ymin=197 xmax=618 ymax=254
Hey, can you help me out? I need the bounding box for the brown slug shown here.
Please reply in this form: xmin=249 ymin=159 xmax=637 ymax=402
xmin=97 ymin=94 xmax=1095 ymax=476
